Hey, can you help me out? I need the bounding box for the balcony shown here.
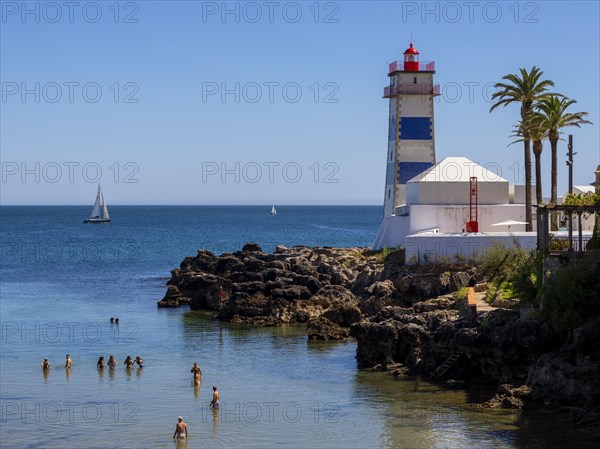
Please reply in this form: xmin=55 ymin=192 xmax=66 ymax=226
xmin=388 ymin=61 xmax=435 ymax=74
xmin=383 ymin=83 xmax=441 ymax=98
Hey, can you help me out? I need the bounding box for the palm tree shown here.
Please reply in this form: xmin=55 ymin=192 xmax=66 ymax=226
xmin=490 ymin=67 xmax=556 ymax=231
xmin=510 ymin=119 xmax=548 ymax=206
xmin=533 ymin=96 xmax=592 ymax=229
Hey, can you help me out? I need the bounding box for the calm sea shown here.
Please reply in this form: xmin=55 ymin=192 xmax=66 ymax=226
xmin=0 ymin=206 xmax=595 ymax=448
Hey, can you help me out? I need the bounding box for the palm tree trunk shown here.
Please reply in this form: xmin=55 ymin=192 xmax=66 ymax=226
xmin=524 ymin=140 xmax=533 ymax=231
xmin=550 ymin=137 xmax=559 ymax=230
xmin=533 ymin=140 xmax=543 ymax=206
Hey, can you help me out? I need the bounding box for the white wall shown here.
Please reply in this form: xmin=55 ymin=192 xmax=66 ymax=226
xmin=408 ymin=204 xmax=532 ymax=234
xmin=407 ymin=181 xmax=509 ymax=205
xmin=372 ymin=215 xmax=412 ymax=250
xmin=372 ymin=204 xmax=535 ymax=250
xmin=513 ymin=184 xmax=536 ymax=204
xmin=404 ymin=233 xmax=538 ymax=264
xmin=397 ymin=140 xmax=435 ymax=162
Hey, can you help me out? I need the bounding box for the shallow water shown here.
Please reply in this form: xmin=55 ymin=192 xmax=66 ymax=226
xmin=0 ymin=206 xmax=596 ymax=448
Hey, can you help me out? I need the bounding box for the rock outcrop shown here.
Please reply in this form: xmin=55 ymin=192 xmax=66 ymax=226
xmin=158 ymin=244 xmax=381 ymax=336
xmin=350 ymin=293 xmax=600 ymax=430
xmin=158 ymin=243 xmax=472 ymax=340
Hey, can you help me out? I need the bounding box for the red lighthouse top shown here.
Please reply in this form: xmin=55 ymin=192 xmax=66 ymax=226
xmin=404 ymin=42 xmax=420 ymax=71
xmin=404 ymin=43 xmax=419 ymax=55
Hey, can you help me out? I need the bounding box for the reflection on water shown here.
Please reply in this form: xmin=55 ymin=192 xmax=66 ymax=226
xmin=212 ymin=407 xmax=220 ymax=438
xmin=353 ymin=371 xmax=598 ymax=449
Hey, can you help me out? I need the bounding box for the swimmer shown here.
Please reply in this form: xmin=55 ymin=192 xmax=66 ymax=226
xmin=41 ymin=358 xmax=51 ymax=370
xmin=97 ymin=356 xmax=105 ymax=369
xmin=210 ymin=386 xmax=219 ymax=409
xmin=135 ymin=356 xmax=143 ymax=368
xmin=124 ymin=356 xmax=134 ymax=368
xmin=65 ymin=354 xmax=72 ymax=369
xmin=191 ymin=363 xmax=202 ymax=383
xmin=110 ymin=317 xmax=114 ymax=323
xmin=108 ymin=355 xmax=118 ymax=369
xmin=173 ymin=416 xmax=188 ymax=440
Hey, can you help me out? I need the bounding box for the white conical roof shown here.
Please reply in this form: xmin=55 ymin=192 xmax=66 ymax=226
xmin=407 ymin=157 xmax=508 ymax=183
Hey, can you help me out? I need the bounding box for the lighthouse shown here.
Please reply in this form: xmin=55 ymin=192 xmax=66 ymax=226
xmin=373 ymin=43 xmax=538 ymax=256
xmin=382 ymin=42 xmax=440 ymax=216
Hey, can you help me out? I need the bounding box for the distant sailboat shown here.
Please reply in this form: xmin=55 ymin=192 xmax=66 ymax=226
xmin=84 ymin=185 xmax=111 ymax=223
xmin=271 ymin=205 xmax=277 ymax=215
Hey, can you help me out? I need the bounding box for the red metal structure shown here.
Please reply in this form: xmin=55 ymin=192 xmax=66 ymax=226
xmin=466 ymin=176 xmax=479 ymax=232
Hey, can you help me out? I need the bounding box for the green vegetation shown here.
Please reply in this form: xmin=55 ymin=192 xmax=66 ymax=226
xmin=542 ymin=251 xmax=600 ymax=333
xmin=562 ymin=192 xmax=600 ymax=250
xmin=455 ymin=287 xmax=469 ymax=302
xmin=548 ymin=234 xmax=571 ymax=253
xmin=478 ymin=241 xmax=538 ymax=303
xmin=378 ymin=246 xmax=392 ymax=264
xmin=563 ymin=191 xmax=600 ymax=207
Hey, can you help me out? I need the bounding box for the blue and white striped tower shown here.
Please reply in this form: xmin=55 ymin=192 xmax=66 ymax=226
xmin=382 ymin=42 xmax=440 ymax=216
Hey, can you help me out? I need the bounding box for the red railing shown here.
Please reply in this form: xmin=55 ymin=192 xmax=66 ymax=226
xmin=388 ymin=61 xmax=435 ymax=74
xmin=383 ymin=83 xmax=441 ymax=97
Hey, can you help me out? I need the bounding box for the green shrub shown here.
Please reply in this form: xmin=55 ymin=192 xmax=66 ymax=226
xmin=377 ymin=246 xmax=391 ymax=264
xmin=542 ymin=251 xmax=600 ymax=333
xmin=479 ymin=241 xmax=537 ymax=303
xmin=455 ymin=287 xmax=469 ymax=301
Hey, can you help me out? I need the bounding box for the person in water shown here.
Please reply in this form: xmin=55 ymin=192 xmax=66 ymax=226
xmin=210 ymin=386 xmax=219 ymax=409
xmin=110 ymin=317 xmax=114 ymax=323
xmin=108 ymin=355 xmax=118 ymax=368
xmin=135 ymin=356 xmax=143 ymax=368
xmin=41 ymin=358 xmax=51 ymax=370
xmin=97 ymin=356 xmax=105 ymax=369
xmin=65 ymin=354 xmax=72 ymax=369
xmin=124 ymin=356 xmax=134 ymax=368
xmin=191 ymin=362 xmax=202 ymax=384
xmin=173 ymin=416 xmax=188 ymax=440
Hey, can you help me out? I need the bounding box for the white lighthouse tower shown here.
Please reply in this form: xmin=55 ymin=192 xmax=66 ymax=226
xmin=382 ymin=42 xmax=439 ymax=216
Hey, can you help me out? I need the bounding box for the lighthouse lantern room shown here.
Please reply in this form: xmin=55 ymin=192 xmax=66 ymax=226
xmin=382 ymin=41 xmax=440 ymax=217
xmin=403 ymin=43 xmax=419 ymax=71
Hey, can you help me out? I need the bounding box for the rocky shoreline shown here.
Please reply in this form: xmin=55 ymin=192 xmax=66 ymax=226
xmin=158 ymin=243 xmax=471 ymax=337
xmin=158 ymin=243 xmax=599 ymax=434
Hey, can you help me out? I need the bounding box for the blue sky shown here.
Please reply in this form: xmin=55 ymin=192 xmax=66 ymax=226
xmin=1 ymin=0 xmax=599 ymax=205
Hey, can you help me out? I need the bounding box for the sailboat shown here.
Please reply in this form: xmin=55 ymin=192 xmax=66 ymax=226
xmin=270 ymin=205 xmax=277 ymax=215
xmin=84 ymin=185 xmax=111 ymax=223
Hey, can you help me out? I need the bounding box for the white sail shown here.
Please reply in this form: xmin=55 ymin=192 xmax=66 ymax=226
xmin=101 ymin=193 xmax=110 ymax=220
xmin=271 ymin=205 xmax=277 ymax=215
xmin=89 ymin=185 xmax=102 ymax=219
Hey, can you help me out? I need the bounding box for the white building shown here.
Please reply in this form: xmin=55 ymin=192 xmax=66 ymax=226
xmin=373 ymin=157 xmax=538 ymax=262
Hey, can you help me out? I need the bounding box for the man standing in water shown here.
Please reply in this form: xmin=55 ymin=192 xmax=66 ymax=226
xmin=210 ymin=386 xmax=219 ymax=409
xmin=65 ymin=354 xmax=72 ymax=369
xmin=173 ymin=416 xmax=188 ymax=440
